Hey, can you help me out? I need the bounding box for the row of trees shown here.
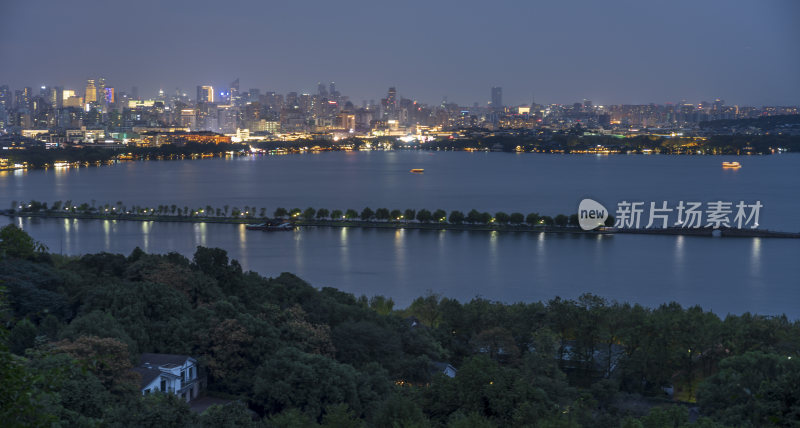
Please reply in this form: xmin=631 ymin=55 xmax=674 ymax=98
xmin=5 ymin=142 xmax=249 ymax=168
xmin=11 ymin=200 xmax=615 ymax=229
xmin=425 ymin=133 xmax=800 ymax=155
xmin=1 ymin=224 xmax=797 ymax=427
xmin=11 ymin=200 xmax=269 ymax=220
xmin=274 ymin=206 xmax=607 ymax=227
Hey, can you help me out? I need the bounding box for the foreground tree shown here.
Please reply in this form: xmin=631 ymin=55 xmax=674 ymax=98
xmin=0 ymin=224 xmax=47 ymax=260
xmin=697 ymin=351 xmax=800 ymax=426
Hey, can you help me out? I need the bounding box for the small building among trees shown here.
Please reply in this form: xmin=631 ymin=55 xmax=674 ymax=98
xmin=132 ymin=353 xmax=200 ymax=402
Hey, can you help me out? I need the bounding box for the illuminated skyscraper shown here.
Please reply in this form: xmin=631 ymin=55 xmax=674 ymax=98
xmin=49 ymin=86 xmax=63 ymax=109
xmin=96 ymin=78 xmax=106 ymax=104
xmin=0 ymin=85 xmax=11 ymax=110
xmin=15 ymin=87 xmax=32 ymax=111
xmin=490 ymin=86 xmax=502 ymax=110
xmin=196 ymin=85 xmax=214 ymax=103
xmin=229 ymin=78 xmax=240 ymax=105
xmin=104 ymin=87 xmax=115 ymax=104
xmin=85 ymin=79 xmax=97 ymax=104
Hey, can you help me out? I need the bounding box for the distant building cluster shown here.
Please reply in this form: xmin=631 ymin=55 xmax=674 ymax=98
xmin=0 ymin=78 xmax=798 ymax=148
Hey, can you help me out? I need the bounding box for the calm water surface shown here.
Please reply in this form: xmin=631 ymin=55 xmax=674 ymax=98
xmin=1 ymin=152 xmax=798 ymax=317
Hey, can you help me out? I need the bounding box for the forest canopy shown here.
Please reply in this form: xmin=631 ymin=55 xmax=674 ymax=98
xmin=1 ymin=224 xmax=798 ymax=427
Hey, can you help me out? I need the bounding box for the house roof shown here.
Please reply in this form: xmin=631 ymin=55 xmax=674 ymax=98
xmin=139 ymin=353 xmax=194 ymax=367
xmin=431 ymin=361 xmax=457 ymax=377
xmin=132 ymin=366 xmax=161 ymax=389
xmin=133 ymin=353 xmax=195 ymax=389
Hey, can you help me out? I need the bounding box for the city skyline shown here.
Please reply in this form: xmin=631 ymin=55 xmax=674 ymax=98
xmin=1 ymin=79 xmax=795 ymax=109
xmin=1 ymin=0 xmax=799 ymax=106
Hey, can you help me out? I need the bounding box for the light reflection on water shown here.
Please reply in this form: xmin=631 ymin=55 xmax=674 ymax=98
xmin=2 ymin=216 xmax=798 ymax=318
xmin=194 ymin=223 xmax=207 ymax=248
xmin=394 ymin=229 xmax=406 ymax=286
xmin=751 ymin=238 xmax=762 ymax=279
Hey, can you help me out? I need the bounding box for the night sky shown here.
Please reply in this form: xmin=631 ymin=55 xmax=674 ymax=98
xmin=1 ymin=0 xmax=798 ymax=106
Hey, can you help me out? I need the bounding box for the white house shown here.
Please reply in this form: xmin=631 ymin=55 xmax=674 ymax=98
xmin=132 ymin=353 xmax=199 ymax=402
xmin=431 ymin=361 xmax=458 ymax=378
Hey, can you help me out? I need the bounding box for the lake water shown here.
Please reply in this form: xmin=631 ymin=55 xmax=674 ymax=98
xmin=1 ymin=152 xmax=798 ymax=317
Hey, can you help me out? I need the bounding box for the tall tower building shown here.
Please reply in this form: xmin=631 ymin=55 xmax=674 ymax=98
xmin=387 ymin=87 xmax=396 ymax=106
xmin=104 ymin=87 xmax=115 ymax=104
xmin=96 ymin=78 xmax=106 ymax=104
xmin=85 ymin=79 xmax=97 ymax=104
xmin=491 ymin=86 xmax=503 ymax=110
xmin=196 ymin=85 xmax=214 ymax=103
xmin=0 ymin=85 xmax=11 ymax=110
xmin=229 ymin=78 xmax=240 ymax=105
xmin=16 ymin=87 xmax=33 ymax=111
xmin=49 ymin=86 xmax=63 ymax=109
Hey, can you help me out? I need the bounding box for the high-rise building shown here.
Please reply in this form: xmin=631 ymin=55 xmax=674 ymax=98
xmin=47 ymin=86 xmax=63 ymax=109
xmin=15 ymin=87 xmax=33 ymax=111
xmin=230 ymin=78 xmax=240 ymax=105
xmin=248 ymin=88 xmax=261 ymax=102
xmin=196 ymin=85 xmax=214 ymax=103
xmin=0 ymin=85 xmax=11 ymax=110
xmin=491 ymin=86 xmax=503 ymax=110
xmin=104 ymin=87 xmax=115 ymax=104
xmin=286 ymin=92 xmax=298 ymax=107
xmin=62 ymin=89 xmax=83 ymax=108
xmin=96 ymin=78 xmax=106 ymax=104
xmin=85 ymin=79 xmax=97 ymax=104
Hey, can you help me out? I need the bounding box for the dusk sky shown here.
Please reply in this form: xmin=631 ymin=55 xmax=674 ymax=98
xmin=2 ymin=0 xmax=799 ymax=106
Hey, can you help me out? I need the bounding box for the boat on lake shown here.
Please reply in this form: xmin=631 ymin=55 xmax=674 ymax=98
xmin=722 ymin=161 xmax=741 ymax=169
xmin=410 ymin=168 xmax=424 ymax=173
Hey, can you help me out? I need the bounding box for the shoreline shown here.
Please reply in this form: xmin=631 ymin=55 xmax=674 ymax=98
xmin=3 ymin=147 xmax=797 ymax=173
xmin=5 ymin=211 xmax=798 ymax=239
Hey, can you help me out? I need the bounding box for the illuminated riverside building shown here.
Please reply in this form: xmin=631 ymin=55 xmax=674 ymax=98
xmin=141 ymin=131 xmax=231 ymax=146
